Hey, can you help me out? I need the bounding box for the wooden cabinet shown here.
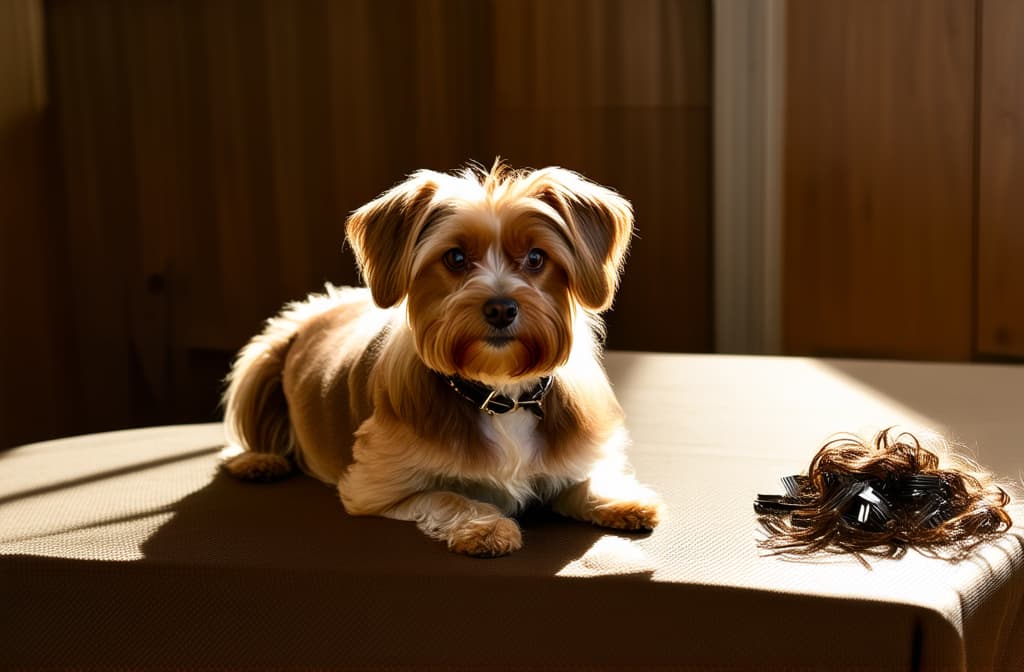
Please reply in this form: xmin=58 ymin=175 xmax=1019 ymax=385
xmin=977 ymin=0 xmax=1024 ymax=357
xmin=783 ymin=0 xmax=1024 ymax=361
xmin=783 ymin=0 xmax=975 ymax=360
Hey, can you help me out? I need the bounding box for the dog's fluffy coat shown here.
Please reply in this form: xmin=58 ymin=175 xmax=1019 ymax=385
xmin=222 ymin=163 xmax=662 ymax=556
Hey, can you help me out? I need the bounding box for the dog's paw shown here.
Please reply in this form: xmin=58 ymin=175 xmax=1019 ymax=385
xmin=221 ymin=451 xmax=293 ymax=482
xmin=590 ymin=497 xmax=664 ymax=531
xmin=448 ymin=517 xmax=523 ymax=557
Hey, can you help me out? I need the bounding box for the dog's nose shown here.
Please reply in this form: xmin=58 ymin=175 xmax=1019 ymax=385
xmin=482 ymin=298 xmax=519 ymax=329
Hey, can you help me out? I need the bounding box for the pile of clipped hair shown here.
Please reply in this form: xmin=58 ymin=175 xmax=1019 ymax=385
xmin=756 ymin=428 xmax=1014 ymax=565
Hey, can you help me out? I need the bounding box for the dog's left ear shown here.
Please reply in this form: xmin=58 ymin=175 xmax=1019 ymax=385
xmin=345 ymin=171 xmax=442 ymax=308
xmin=528 ymin=168 xmax=634 ymax=311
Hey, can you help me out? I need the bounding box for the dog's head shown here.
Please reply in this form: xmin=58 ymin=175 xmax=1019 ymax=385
xmin=345 ymin=163 xmax=633 ymax=385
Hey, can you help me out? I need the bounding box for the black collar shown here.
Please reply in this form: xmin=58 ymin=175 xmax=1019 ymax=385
xmin=443 ymin=374 xmax=553 ymax=419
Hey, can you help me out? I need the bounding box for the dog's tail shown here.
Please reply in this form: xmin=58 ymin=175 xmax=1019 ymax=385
xmin=220 ymin=286 xmax=346 ymax=482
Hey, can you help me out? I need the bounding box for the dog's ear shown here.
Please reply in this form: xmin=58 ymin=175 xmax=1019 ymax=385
xmin=527 ymin=168 xmax=634 ymax=311
xmin=345 ymin=171 xmax=441 ymax=307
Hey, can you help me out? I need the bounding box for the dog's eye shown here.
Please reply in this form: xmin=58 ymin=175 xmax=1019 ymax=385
xmin=524 ymin=249 xmax=546 ymax=271
xmin=443 ymin=248 xmax=468 ymax=272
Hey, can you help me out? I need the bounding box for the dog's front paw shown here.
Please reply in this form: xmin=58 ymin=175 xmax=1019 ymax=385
xmin=591 ymin=497 xmax=664 ymax=531
xmin=448 ymin=517 xmax=523 ymax=557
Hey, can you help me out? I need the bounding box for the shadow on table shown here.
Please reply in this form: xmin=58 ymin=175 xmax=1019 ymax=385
xmin=3 ymin=448 xmax=658 ymax=669
xmin=138 ymin=466 xmax=655 ymax=580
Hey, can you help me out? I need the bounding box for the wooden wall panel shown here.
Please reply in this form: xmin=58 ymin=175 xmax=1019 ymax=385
xmin=489 ymin=0 xmax=711 ymax=352
xmin=977 ymin=0 xmax=1024 ymax=358
xmin=38 ymin=0 xmax=710 ymax=441
xmin=47 ymin=1 xmax=157 ymax=434
xmin=0 ymin=0 xmax=73 ymax=448
xmin=783 ymin=0 xmax=975 ymax=360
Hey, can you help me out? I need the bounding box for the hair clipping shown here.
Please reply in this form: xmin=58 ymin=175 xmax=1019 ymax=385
xmin=755 ymin=474 xmax=809 ymax=514
xmin=895 ymin=474 xmax=953 ymax=530
xmin=896 ymin=474 xmax=951 ymax=501
xmin=754 ymin=428 xmax=1013 ymax=565
xmin=754 ymin=492 xmax=802 ymax=514
xmin=757 ymin=473 xmax=955 ymax=534
xmin=781 ymin=474 xmax=805 ymax=497
xmin=839 ymin=481 xmax=893 ymax=532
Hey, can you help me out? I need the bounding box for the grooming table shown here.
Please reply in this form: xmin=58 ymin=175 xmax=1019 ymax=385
xmin=3 ymin=353 xmax=1023 ymax=670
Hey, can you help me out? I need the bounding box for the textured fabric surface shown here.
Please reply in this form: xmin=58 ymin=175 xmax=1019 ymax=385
xmin=2 ymin=353 xmax=1023 ymax=670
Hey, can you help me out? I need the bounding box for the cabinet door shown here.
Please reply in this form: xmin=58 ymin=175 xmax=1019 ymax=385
xmin=783 ymin=0 xmax=975 ymax=360
xmin=977 ymin=0 xmax=1024 ymax=358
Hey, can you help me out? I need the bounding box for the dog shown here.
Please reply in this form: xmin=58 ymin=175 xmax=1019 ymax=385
xmin=221 ymin=163 xmax=663 ymax=556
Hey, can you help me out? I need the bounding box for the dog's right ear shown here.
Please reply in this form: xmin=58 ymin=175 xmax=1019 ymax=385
xmin=345 ymin=171 xmax=441 ymax=308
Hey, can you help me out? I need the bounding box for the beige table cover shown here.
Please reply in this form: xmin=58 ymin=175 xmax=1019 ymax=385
xmin=2 ymin=353 xmax=1023 ymax=670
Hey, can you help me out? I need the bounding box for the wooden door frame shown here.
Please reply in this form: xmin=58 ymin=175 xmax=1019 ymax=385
xmin=712 ymin=0 xmax=785 ymax=354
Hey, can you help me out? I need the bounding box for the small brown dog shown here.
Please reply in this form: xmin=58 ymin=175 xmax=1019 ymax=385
xmin=222 ymin=163 xmax=663 ymax=556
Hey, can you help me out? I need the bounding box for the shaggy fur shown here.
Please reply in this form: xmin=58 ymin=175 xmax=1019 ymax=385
xmin=222 ymin=163 xmax=662 ymax=556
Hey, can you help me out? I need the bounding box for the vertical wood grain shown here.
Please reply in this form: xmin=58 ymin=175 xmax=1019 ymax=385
xmin=48 ymin=0 xmax=153 ymax=434
xmin=490 ymin=0 xmax=711 ymax=352
xmin=783 ymin=0 xmax=975 ymax=360
xmin=977 ymin=0 xmax=1024 ymax=358
xmin=37 ymin=0 xmax=711 ymax=442
xmin=0 ymin=0 xmax=74 ymax=447
xmin=47 ymin=0 xmax=709 ymax=356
